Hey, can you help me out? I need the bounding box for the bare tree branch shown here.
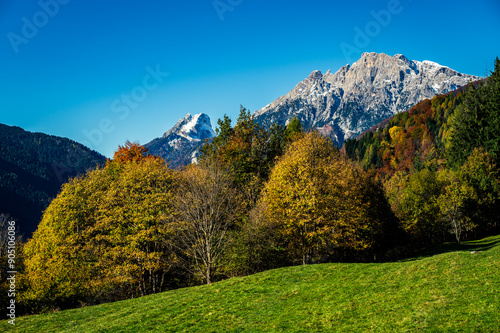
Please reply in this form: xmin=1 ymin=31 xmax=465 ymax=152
xmin=175 ymin=159 xmax=238 ymax=284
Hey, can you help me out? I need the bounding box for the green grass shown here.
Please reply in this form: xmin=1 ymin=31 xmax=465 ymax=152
xmin=3 ymin=235 xmax=500 ymax=332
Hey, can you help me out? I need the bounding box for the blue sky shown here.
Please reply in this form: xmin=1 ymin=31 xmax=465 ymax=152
xmin=1 ymin=0 xmax=499 ymax=157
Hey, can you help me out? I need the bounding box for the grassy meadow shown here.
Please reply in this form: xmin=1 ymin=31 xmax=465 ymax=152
xmin=3 ymin=234 xmax=500 ymax=332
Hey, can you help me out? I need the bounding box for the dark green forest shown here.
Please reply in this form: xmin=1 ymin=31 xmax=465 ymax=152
xmin=0 ymin=124 xmax=106 ymax=237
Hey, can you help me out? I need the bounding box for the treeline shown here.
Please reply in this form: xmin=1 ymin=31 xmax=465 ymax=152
xmin=11 ymin=59 xmax=500 ymax=315
xmin=14 ymin=109 xmax=399 ymax=314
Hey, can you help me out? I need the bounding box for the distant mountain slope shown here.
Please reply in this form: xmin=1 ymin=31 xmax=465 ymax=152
xmin=341 ymin=83 xmax=474 ymax=178
xmin=254 ymin=52 xmax=480 ymax=147
xmin=145 ymin=113 xmax=215 ymax=168
xmin=0 ymin=123 xmax=106 ymax=237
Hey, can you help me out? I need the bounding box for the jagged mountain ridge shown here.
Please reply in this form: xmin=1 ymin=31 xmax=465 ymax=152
xmin=253 ymin=52 xmax=480 ymax=146
xmin=147 ymin=53 xmax=480 ymax=167
xmin=145 ymin=113 xmax=215 ymax=168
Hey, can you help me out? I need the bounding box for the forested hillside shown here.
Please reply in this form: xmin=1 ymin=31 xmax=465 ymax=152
xmin=343 ymin=81 xmax=486 ymax=177
xmin=0 ymin=124 xmax=106 ymax=237
xmin=343 ymin=58 xmax=500 ymax=245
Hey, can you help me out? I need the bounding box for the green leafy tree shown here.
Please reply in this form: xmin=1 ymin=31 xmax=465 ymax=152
xmin=459 ymin=148 xmax=500 ymax=235
xmin=437 ymin=170 xmax=474 ymax=244
xmin=285 ymin=116 xmax=303 ymax=142
xmin=387 ymin=168 xmax=446 ymax=246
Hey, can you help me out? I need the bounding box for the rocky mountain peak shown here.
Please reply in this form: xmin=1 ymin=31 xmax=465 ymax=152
xmin=146 ymin=113 xmax=215 ymax=168
xmin=307 ymin=70 xmax=324 ymax=80
xmin=163 ymin=113 xmax=215 ymax=141
xmin=393 ymin=54 xmax=414 ymax=69
xmin=254 ymin=52 xmax=480 ymax=147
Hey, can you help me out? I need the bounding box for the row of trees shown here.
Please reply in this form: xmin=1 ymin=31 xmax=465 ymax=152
xmin=17 ymin=110 xmax=299 ymax=312
xmin=17 ymin=58 xmax=500 ymax=315
xmin=19 ymin=109 xmax=400 ymax=313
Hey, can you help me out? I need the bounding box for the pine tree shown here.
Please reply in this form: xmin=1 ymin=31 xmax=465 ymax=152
xmin=447 ymin=58 xmax=500 ymax=167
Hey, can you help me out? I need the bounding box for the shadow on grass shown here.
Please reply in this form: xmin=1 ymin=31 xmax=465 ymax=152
xmin=403 ymin=234 xmax=500 ymax=262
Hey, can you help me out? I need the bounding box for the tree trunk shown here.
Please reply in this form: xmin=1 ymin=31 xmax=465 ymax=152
xmin=206 ymin=264 xmax=211 ymax=284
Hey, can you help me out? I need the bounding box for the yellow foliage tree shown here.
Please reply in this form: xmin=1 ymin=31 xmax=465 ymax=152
xmin=437 ymin=169 xmax=474 ymax=244
xmin=21 ymin=144 xmax=178 ymax=311
xmin=262 ymin=132 xmax=392 ymax=264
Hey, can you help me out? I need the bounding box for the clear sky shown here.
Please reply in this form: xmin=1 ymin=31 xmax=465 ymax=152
xmin=1 ymin=0 xmax=499 ymax=157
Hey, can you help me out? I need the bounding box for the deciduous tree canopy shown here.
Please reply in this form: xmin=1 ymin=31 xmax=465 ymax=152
xmin=262 ymin=132 xmax=397 ymax=264
xmin=22 ymin=144 xmax=178 ymax=311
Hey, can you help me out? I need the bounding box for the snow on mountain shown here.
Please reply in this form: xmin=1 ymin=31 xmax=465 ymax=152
xmin=146 ymin=52 xmax=480 ymax=168
xmin=254 ymin=52 xmax=480 ymax=147
xmin=162 ymin=113 xmax=215 ymax=142
xmin=145 ymin=113 xmax=215 ymax=168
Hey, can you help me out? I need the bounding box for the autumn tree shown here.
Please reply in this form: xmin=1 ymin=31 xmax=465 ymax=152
xmin=21 ymin=166 xmax=108 ymax=311
xmin=437 ymin=170 xmax=474 ymax=244
xmin=174 ymin=158 xmax=239 ymax=284
xmin=21 ymin=144 xmax=179 ymax=312
xmin=112 ymin=140 xmax=151 ymax=163
xmin=95 ymin=157 xmax=178 ymax=297
xmin=261 ymin=132 xmax=395 ymax=264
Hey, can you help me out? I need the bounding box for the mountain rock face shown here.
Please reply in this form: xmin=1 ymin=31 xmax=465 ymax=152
xmin=145 ymin=113 xmax=216 ymax=168
xmin=253 ymin=52 xmax=480 ymax=146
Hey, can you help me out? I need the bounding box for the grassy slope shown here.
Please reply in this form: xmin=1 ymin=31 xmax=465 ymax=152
xmin=4 ymin=235 xmax=500 ymax=332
